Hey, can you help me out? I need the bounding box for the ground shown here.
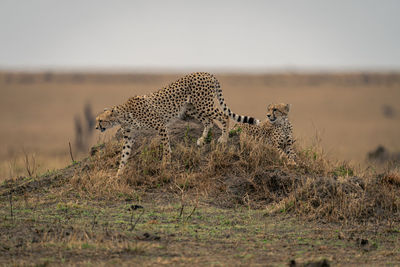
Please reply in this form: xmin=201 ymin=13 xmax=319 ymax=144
xmin=1 ymin=192 xmax=399 ymax=266
xmin=0 ymin=72 xmax=399 ymax=266
xmin=1 ymin=118 xmax=399 ymax=266
xmin=1 ymin=187 xmax=400 ymax=266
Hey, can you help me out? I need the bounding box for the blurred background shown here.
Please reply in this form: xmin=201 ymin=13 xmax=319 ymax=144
xmin=1 ymin=0 xmax=399 ymax=178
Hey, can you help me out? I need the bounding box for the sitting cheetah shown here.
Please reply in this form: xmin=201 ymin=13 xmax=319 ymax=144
xmin=95 ymin=72 xmax=259 ymax=176
xmin=235 ymin=103 xmax=297 ymax=165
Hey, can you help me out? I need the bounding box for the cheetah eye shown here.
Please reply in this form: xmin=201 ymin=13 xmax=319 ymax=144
xmin=273 ymin=108 xmax=277 ymax=112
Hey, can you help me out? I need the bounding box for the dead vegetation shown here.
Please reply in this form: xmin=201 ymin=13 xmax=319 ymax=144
xmin=3 ymin=118 xmax=398 ymax=226
xmin=1 ymin=118 xmax=400 ymax=265
xmin=94 ymin=120 xmax=399 ymax=224
xmin=1 ymin=72 xmax=400 ymax=265
xmin=2 ymin=71 xmax=400 ymax=180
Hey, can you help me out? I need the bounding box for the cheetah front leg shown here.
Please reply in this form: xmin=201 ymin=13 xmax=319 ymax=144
xmin=271 ymin=138 xmax=292 ymax=165
xmin=116 ymin=129 xmax=134 ymax=176
xmin=283 ymin=144 xmax=297 ymax=166
xmin=276 ymin=147 xmax=290 ymax=162
xmin=275 ymin=144 xmax=296 ymax=166
xmin=158 ymin=126 xmax=172 ymax=162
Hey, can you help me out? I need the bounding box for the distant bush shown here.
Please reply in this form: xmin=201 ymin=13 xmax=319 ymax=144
xmin=74 ymin=102 xmax=95 ymax=153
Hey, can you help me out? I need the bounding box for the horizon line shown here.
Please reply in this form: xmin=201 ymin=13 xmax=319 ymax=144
xmin=1 ymin=65 xmax=400 ymax=74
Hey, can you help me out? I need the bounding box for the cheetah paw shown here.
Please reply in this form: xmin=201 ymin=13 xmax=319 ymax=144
xmin=196 ymin=137 xmax=205 ymax=146
xmin=217 ymin=136 xmax=228 ymax=144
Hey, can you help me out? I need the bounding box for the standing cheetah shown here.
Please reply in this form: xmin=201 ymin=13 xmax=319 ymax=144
xmin=95 ymin=72 xmax=259 ymax=176
xmin=235 ymin=103 xmax=297 ymax=165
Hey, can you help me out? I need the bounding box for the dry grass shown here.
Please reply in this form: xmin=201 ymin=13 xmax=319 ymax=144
xmin=54 ymin=119 xmax=400 ymax=225
xmin=1 ymin=71 xmax=400 ymax=180
xmin=1 ymin=72 xmax=400 ymax=265
xmin=381 ymin=168 xmax=400 ymax=186
xmin=1 ymin=117 xmax=400 ymax=265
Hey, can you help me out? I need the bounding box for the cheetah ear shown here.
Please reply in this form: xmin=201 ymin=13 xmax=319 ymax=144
xmin=285 ymin=104 xmax=291 ymax=113
xmin=267 ymin=104 xmax=272 ymax=110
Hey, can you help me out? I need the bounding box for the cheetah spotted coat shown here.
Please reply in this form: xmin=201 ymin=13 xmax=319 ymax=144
xmin=235 ymin=104 xmax=297 ymax=165
xmin=96 ymin=72 xmax=259 ymax=176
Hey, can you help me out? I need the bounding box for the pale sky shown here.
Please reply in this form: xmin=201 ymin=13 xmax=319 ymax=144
xmin=0 ymin=0 xmax=399 ymax=71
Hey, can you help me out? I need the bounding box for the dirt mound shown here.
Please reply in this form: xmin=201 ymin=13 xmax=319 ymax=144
xmin=1 ymin=118 xmax=399 ymax=224
xmin=0 ymin=162 xmax=79 ymax=197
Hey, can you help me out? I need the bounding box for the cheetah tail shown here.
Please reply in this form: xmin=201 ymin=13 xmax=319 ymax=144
xmin=213 ymin=77 xmax=260 ymax=125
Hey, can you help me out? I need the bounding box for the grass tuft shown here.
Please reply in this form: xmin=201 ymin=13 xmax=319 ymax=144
xmin=61 ymin=119 xmax=400 ymax=224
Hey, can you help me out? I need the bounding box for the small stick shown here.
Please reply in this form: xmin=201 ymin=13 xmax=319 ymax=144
xmin=92 ymin=214 xmax=97 ymax=230
xmin=68 ymin=142 xmax=75 ymax=163
xmin=130 ymin=209 xmax=145 ymax=231
xmin=24 ymin=152 xmax=32 ymax=176
xmin=130 ymin=209 xmax=134 ymax=227
xmin=185 ymin=205 xmax=197 ymax=222
xmin=9 ymin=192 xmax=14 ymax=222
xmin=178 ymin=203 xmax=185 ymax=219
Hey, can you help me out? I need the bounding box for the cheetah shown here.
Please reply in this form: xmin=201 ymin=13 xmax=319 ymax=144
xmin=95 ymin=72 xmax=259 ymax=176
xmin=235 ymin=103 xmax=297 ymax=165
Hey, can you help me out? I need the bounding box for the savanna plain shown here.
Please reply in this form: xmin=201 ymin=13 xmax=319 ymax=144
xmin=0 ymin=72 xmax=400 ymax=266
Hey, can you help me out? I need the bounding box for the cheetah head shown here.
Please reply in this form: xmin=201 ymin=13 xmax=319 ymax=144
xmin=266 ymin=103 xmax=290 ymax=124
xmin=95 ymin=108 xmax=119 ymax=132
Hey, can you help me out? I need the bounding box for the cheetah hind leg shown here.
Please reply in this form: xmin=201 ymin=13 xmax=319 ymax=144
xmin=196 ymin=122 xmax=212 ymax=146
xmin=196 ymin=112 xmax=229 ymax=146
xmin=184 ymin=104 xmax=213 ymax=146
xmin=212 ymin=109 xmax=229 ymax=144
